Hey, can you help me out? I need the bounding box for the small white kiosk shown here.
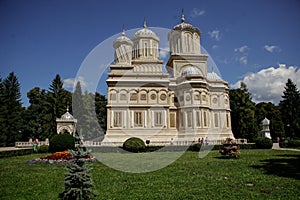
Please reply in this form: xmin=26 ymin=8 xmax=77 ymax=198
xmin=259 ymin=117 xmax=271 ymax=139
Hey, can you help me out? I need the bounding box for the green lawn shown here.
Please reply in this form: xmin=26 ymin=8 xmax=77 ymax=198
xmin=0 ymin=149 xmax=299 ymax=200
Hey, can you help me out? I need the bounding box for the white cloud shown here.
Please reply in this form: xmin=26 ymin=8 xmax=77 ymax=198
xmin=239 ymin=56 xmax=248 ymax=65
xmin=208 ymin=30 xmax=220 ymax=41
xmin=234 ymin=45 xmax=249 ymax=65
xmin=264 ymin=45 xmax=281 ymax=53
xmin=212 ymin=45 xmax=219 ymax=50
xmin=190 ymin=8 xmax=205 ymax=17
xmin=63 ymin=76 xmax=87 ymax=91
xmin=234 ymin=45 xmax=249 ymax=53
xmin=231 ymin=64 xmax=300 ymax=104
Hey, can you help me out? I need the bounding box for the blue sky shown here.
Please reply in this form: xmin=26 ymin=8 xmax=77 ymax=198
xmin=1 ymin=0 xmax=300 ymax=106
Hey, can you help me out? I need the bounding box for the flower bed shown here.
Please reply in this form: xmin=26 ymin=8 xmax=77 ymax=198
xmin=28 ymin=150 xmax=96 ymax=164
xmin=219 ymin=138 xmax=240 ymax=158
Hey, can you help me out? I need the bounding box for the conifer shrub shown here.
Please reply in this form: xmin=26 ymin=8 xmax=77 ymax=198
xmin=59 ymin=147 xmax=96 ymax=200
xmin=123 ymin=137 xmax=146 ymax=153
xmin=38 ymin=145 xmax=49 ymax=153
xmin=255 ymin=138 xmax=273 ymax=149
xmin=49 ymin=134 xmax=75 ymax=153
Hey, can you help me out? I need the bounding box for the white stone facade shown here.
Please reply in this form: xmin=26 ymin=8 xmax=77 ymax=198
xmin=56 ymin=109 xmax=77 ymax=136
xmin=103 ymin=17 xmax=234 ymax=145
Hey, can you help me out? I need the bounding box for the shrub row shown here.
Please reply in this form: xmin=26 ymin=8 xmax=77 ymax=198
xmin=0 ymin=148 xmax=33 ymax=158
xmin=49 ymin=133 xmax=75 ymax=153
xmin=188 ymin=143 xmax=257 ymax=151
xmin=279 ymin=140 xmax=300 ymax=148
xmin=255 ymin=138 xmax=273 ymax=149
xmin=288 ymin=140 xmax=300 ymax=147
xmin=38 ymin=145 xmax=49 ymax=153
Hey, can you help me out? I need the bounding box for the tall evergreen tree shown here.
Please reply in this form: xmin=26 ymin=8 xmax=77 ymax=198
xmin=229 ymin=82 xmax=258 ymax=142
xmin=44 ymin=74 xmax=72 ymax=138
xmin=0 ymin=77 xmax=6 ymax=146
xmin=279 ymin=79 xmax=300 ymax=138
xmin=49 ymin=74 xmax=66 ymax=118
xmin=80 ymin=91 xmax=103 ymax=140
xmin=0 ymin=72 xmax=23 ymax=146
xmin=72 ymin=81 xmax=85 ymax=138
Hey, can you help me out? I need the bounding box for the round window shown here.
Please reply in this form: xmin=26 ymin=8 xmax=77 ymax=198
xmin=151 ymin=93 xmax=156 ymax=100
xmin=160 ymin=94 xmax=167 ymax=101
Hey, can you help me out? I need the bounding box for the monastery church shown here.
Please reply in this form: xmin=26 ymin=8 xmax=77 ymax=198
xmin=102 ymin=12 xmax=234 ymax=145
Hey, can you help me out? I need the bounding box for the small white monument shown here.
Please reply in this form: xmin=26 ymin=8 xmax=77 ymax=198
xmin=259 ymin=117 xmax=271 ymax=139
xmin=56 ymin=108 xmax=77 ymax=136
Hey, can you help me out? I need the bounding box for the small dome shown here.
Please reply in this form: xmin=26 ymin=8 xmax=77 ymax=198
xmin=61 ymin=111 xmax=74 ymax=120
xmin=173 ymin=22 xmax=201 ymax=35
xmin=173 ymin=10 xmax=201 ymax=35
xmin=132 ymin=20 xmax=159 ymax=41
xmin=261 ymin=117 xmax=270 ymax=125
xmin=181 ymin=67 xmax=202 ymax=77
xmin=207 ymin=72 xmax=222 ymax=81
xmin=113 ymin=31 xmax=133 ymax=48
xmin=133 ymin=28 xmax=159 ymax=40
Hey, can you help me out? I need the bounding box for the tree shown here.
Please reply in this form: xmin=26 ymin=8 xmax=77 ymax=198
xmin=59 ymin=147 xmax=96 ymax=200
xmin=229 ymin=82 xmax=258 ymax=142
xmin=80 ymin=91 xmax=103 ymax=140
xmin=279 ymin=79 xmax=300 ymax=138
xmin=95 ymin=92 xmax=107 ymax=133
xmin=72 ymin=81 xmax=84 ymax=135
xmin=255 ymin=102 xmax=285 ymax=139
xmin=0 ymin=77 xmax=6 ymax=145
xmin=0 ymin=72 xmax=23 ymax=146
xmin=73 ymin=86 xmax=106 ymax=141
xmin=22 ymin=87 xmax=48 ymax=140
xmin=43 ymin=74 xmax=72 ymax=138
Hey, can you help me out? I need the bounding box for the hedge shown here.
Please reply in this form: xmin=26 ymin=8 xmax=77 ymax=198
xmin=49 ymin=134 xmax=75 ymax=153
xmin=255 ymin=138 xmax=273 ymax=149
xmin=279 ymin=140 xmax=300 ymax=148
xmin=0 ymin=148 xmax=33 ymax=158
xmin=287 ymin=140 xmax=300 ymax=148
xmin=188 ymin=143 xmax=256 ymax=151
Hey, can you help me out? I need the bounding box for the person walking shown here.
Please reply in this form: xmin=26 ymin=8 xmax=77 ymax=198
xmin=33 ymin=139 xmax=38 ymax=152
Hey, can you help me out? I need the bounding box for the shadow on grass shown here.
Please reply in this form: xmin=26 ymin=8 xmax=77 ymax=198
xmin=214 ymin=156 xmax=237 ymax=159
xmin=251 ymin=154 xmax=300 ymax=180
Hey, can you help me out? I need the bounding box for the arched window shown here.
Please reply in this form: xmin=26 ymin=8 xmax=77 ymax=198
xmin=144 ymin=43 xmax=148 ymax=56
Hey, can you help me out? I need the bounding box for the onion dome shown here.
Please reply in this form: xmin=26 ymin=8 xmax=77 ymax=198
xmin=61 ymin=108 xmax=75 ymax=120
xmin=132 ymin=19 xmax=159 ymax=41
xmin=261 ymin=117 xmax=270 ymax=125
xmin=207 ymin=72 xmax=222 ymax=81
xmin=113 ymin=27 xmax=133 ymax=48
xmin=173 ymin=9 xmax=201 ymax=35
xmin=181 ymin=67 xmax=203 ymax=76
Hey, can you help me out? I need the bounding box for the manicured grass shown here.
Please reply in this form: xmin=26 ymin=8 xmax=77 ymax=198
xmin=0 ymin=149 xmax=299 ymax=199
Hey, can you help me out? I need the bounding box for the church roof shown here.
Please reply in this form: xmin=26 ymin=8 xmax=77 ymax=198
xmin=207 ymin=72 xmax=223 ymax=81
xmin=261 ymin=117 xmax=270 ymax=125
xmin=132 ymin=19 xmax=159 ymax=41
xmin=181 ymin=67 xmax=203 ymax=77
xmin=173 ymin=9 xmax=201 ymax=35
xmin=60 ymin=108 xmax=75 ymax=120
xmin=113 ymin=29 xmax=133 ymax=48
